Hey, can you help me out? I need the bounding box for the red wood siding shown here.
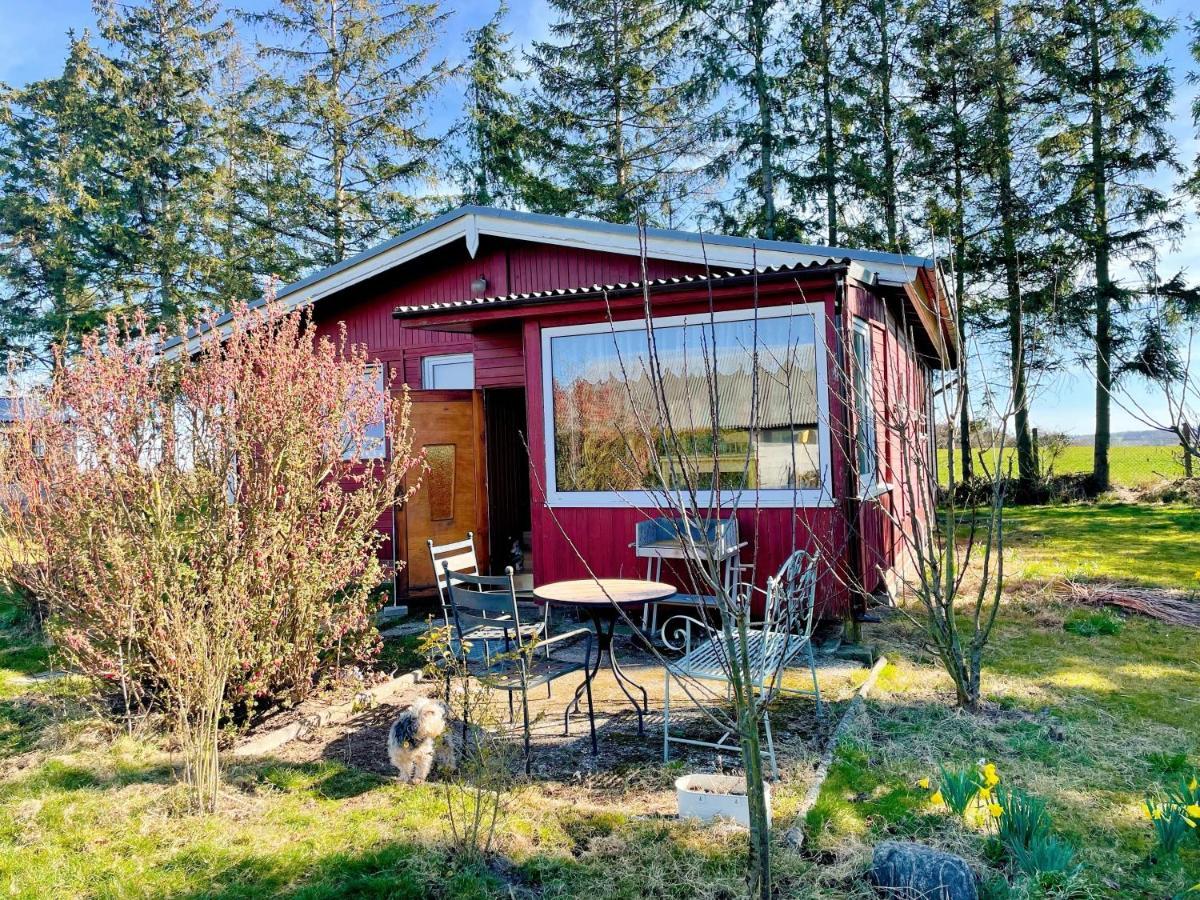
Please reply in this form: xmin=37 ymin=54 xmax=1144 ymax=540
xmin=474 ymin=328 xmax=524 ymax=388
xmin=523 ymin=285 xmax=855 ymax=619
xmin=297 ymin=231 xmax=931 ymax=617
xmin=507 ymin=242 xmax=705 ymax=293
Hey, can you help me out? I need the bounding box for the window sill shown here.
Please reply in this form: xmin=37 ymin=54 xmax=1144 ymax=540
xmin=860 ymin=481 xmax=892 ymax=501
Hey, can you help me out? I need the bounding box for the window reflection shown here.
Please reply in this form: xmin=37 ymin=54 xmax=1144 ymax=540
xmin=550 ymin=314 xmax=821 ymax=493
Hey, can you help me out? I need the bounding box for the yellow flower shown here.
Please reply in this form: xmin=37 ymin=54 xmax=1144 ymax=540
xmin=1188 ymin=804 xmax=1200 ymax=819
xmin=1189 ymin=777 xmax=1199 ymax=792
xmin=1143 ymin=802 xmax=1154 ymax=819
xmin=989 ymin=803 xmax=1004 ymax=818
xmin=981 ymin=762 xmax=1000 ymax=787
xmin=978 ymin=787 xmax=991 ymax=802
xmin=918 ymin=777 xmax=930 ymax=790
xmin=1152 ymin=808 xmax=1164 ymax=820
xmin=930 ymin=791 xmax=945 ymax=806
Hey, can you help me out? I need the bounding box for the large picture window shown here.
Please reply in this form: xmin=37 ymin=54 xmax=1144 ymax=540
xmin=541 ymin=304 xmax=831 ymax=507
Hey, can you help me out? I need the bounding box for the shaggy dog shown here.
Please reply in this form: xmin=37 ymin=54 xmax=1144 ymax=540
xmin=387 ymin=697 xmax=457 ymax=784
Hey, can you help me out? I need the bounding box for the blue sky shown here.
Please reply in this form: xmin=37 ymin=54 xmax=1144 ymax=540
xmin=1 ymin=0 xmax=1196 ymax=436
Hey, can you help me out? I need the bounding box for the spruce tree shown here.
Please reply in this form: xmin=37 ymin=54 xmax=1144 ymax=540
xmin=93 ymin=0 xmax=234 ymax=321
xmin=525 ymin=0 xmax=708 ymax=225
xmin=785 ymin=0 xmax=853 ymax=246
xmin=693 ymin=0 xmax=803 ymax=239
xmin=906 ymin=0 xmax=993 ymax=478
xmin=245 ymin=0 xmax=451 ymax=265
xmin=452 ymin=2 xmax=527 ymax=208
xmin=1036 ymin=0 xmax=1180 ymax=490
xmin=208 ymin=44 xmax=310 ymax=302
xmin=841 ymin=0 xmax=916 ymax=251
xmin=0 ymin=36 xmax=111 ymax=366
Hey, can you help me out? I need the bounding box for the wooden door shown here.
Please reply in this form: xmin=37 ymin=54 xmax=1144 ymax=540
xmin=402 ymin=390 xmax=488 ymax=590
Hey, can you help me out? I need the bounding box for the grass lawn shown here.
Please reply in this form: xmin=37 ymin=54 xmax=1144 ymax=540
xmin=1 ymin=503 xmax=1198 ymax=898
xmin=939 ymin=444 xmax=1189 ymax=486
xmin=1003 ymin=502 xmax=1200 ymax=589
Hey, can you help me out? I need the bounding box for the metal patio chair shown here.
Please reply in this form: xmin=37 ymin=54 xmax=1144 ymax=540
xmin=632 ymin=516 xmax=746 ymax=635
xmin=427 ymin=532 xmax=553 ymax=657
xmin=444 ymin=565 xmax=597 ymax=773
xmin=661 ymin=549 xmax=823 ymax=779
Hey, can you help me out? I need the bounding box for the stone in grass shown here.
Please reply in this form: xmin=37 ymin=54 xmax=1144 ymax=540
xmin=869 ymin=841 xmax=978 ymax=900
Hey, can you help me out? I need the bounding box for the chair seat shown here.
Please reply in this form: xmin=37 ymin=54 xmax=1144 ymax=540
xmin=656 ymin=593 xmax=721 ymax=608
xmin=462 ymin=621 xmax=544 ymax=644
xmin=478 ymin=655 xmax=589 ymax=691
xmin=675 ymin=629 xmax=810 ymax=684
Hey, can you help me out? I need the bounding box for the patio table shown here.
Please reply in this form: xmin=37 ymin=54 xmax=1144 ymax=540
xmin=533 ymin=578 xmax=675 ymax=736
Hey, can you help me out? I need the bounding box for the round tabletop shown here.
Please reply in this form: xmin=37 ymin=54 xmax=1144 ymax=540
xmin=533 ymin=578 xmax=676 ymax=606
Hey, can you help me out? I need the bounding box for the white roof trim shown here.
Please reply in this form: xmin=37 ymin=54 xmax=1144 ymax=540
xmin=160 ymin=205 xmax=938 ymax=360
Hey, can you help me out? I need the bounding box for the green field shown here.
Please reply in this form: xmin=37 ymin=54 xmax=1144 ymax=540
xmin=940 ymin=443 xmax=1187 ymax=486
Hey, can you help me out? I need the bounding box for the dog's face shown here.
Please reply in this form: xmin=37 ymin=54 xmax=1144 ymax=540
xmin=411 ymin=698 xmax=448 ymax=741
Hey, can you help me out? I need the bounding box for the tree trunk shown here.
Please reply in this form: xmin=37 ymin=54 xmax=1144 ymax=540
xmin=950 ymin=72 xmax=973 ymax=481
xmin=1088 ymin=0 xmax=1111 ymax=491
xmin=751 ymin=0 xmax=775 ymax=240
xmin=878 ymin=1 xmax=898 ymax=249
xmin=733 ymin=616 xmax=772 ymax=900
xmin=991 ymin=8 xmax=1035 ymax=485
xmin=820 ymin=0 xmax=838 ymax=246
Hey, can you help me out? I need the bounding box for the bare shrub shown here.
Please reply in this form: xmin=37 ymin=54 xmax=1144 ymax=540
xmin=0 ymin=301 xmax=419 ymax=810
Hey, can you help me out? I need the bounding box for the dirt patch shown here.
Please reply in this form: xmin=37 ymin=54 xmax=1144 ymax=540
xmin=257 ymin=638 xmax=858 ymax=821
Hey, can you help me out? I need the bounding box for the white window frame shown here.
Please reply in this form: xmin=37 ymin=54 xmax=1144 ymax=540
xmin=422 ymin=352 xmax=475 ymax=389
xmin=851 ymin=318 xmax=884 ymax=499
xmin=342 ymin=363 xmax=387 ymax=460
xmin=540 ymin=302 xmax=834 ymax=509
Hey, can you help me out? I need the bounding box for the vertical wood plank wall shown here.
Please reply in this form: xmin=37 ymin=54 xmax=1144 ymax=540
xmin=307 ymin=234 xmax=935 ymax=616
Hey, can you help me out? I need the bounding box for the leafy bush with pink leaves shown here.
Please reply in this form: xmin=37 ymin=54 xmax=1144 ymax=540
xmin=0 ymin=299 xmax=419 ymax=809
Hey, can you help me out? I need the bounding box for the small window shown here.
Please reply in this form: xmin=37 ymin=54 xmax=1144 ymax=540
xmin=851 ymin=321 xmax=878 ymax=493
xmin=342 ymin=364 xmax=387 ymax=460
xmin=422 ymin=353 xmax=475 ymax=389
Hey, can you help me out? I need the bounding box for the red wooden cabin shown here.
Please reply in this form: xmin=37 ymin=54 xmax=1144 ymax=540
xmin=184 ymin=206 xmax=956 ymax=618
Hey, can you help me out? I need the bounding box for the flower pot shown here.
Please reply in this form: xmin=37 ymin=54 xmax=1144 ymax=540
xmin=675 ymin=773 xmax=771 ymax=827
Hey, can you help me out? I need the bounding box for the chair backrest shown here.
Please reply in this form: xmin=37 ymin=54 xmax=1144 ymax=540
xmin=428 ymin=533 xmax=479 ymax=620
xmin=443 ymin=564 xmax=525 ymax=648
xmin=763 ymin=550 xmax=820 ymax=638
xmin=634 ymin=516 xmax=738 ymax=556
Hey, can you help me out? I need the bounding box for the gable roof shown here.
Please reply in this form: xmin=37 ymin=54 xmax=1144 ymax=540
xmin=162 ymin=205 xmax=956 ymax=362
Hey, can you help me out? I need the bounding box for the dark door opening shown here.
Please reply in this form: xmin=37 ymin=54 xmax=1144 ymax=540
xmin=483 ymin=388 xmax=533 ymax=577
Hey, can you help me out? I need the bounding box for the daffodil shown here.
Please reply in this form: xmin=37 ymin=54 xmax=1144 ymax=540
xmin=918 ymin=777 xmax=930 ymax=790
xmin=1143 ymin=802 xmax=1154 ymax=819
xmin=1153 ymin=808 xmax=1164 ymax=820
xmin=1189 ymin=777 xmax=1199 ymax=792
xmin=930 ymin=790 xmax=944 ymax=806
xmin=989 ymin=803 xmax=1004 ymax=818
xmin=981 ymin=762 xmax=1000 ymax=787
xmin=978 ymin=787 xmax=991 ymax=802
xmin=1188 ymin=803 xmax=1200 ymax=819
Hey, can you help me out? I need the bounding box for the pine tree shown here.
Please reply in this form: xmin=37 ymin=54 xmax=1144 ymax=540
xmin=0 ymin=35 xmax=111 ymax=366
xmin=785 ymin=0 xmax=853 ymax=246
xmin=245 ymin=0 xmax=452 ymax=265
xmin=1189 ymin=20 xmax=1200 ymax=203
xmin=452 ymin=2 xmax=527 ymax=207
xmin=208 ymin=44 xmax=310 ymax=301
xmin=841 ymin=0 xmax=916 ymax=251
xmin=1036 ymin=0 xmax=1181 ymax=490
xmin=694 ymin=0 xmax=803 ymax=239
xmin=525 ymin=0 xmax=708 ymax=225
xmin=979 ymin=0 xmax=1053 ymax=486
xmin=93 ymin=0 xmax=234 ymax=321
xmin=906 ymin=0 xmax=993 ymax=477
